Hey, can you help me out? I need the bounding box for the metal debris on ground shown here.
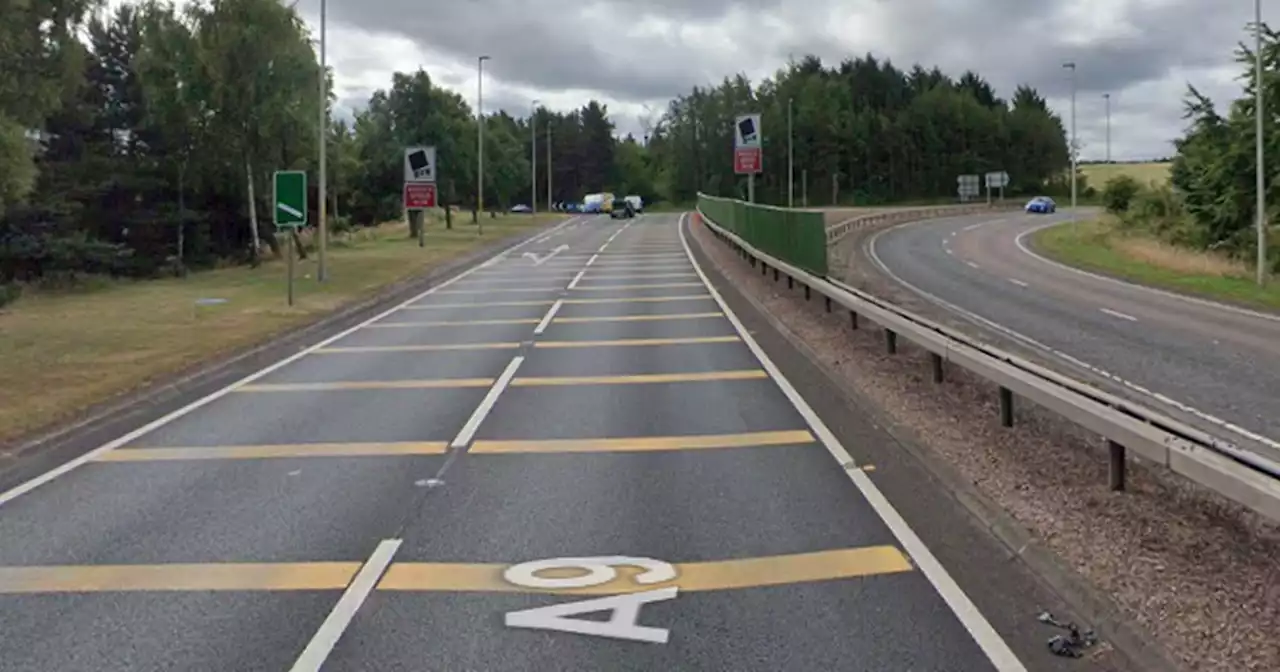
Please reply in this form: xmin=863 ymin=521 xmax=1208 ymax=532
xmin=1037 ymin=611 xmax=1099 ymax=658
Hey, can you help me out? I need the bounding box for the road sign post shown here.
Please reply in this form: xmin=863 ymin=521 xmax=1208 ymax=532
xmin=273 ymin=170 xmax=307 ymax=306
xmin=956 ymin=174 xmax=980 ymax=203
xmin=734 ymin=113 xmax=762 ymax=202
xmin=404 ymin=146 xmax=438 ymax=247
xmin=984 ymin=171 xmax=1010 ymax=203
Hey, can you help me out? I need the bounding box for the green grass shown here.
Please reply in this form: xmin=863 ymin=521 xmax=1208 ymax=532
xmin=1030 ymin=217 xmax=1280 ymax=311
xmin=1080 ymin=162 xmax=1172 ymax=188
xmin=0 ymin=213 xmax=561 ymax=445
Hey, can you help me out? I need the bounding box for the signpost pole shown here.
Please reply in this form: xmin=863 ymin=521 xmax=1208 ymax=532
xmin=272 ymin=170 xmax=307 ymax=307
xmin=286 ymin=233 xmax=295 ymax=306
xmin=748 ymin=174 xmax=755 ymax=203
xmin=403 ymin=146 xmax=438 ymax=248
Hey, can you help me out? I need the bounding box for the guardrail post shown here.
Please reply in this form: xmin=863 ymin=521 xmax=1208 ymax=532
xmin=850 ymin=311 xmax=859 ymax=329
xmin=999 ymin=387 xmax=1014 ymax=427
xmin=761 ymin=261 xmax=768 ymax=276
xmin=824 ymin=296 xmax=832 ymax=312
xmin=773 ymin=268 xmax=779 ymax=281
xmin=1108 ymin=440 xmax=1127 ymax=491
xmin=931 ymin=353 xmax=944 ymax=383
xmin=787 ymin=276 xmax=794 ymax=289
xmin=804 ymin=285 xmax=811 ymax=300
xmin=885 ymin=330 xmax=897 ymax=354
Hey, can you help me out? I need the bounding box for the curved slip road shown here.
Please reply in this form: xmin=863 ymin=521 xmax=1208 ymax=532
xmin=869 ymin=211 xmax=1280 ymax=468
xmin=0 ymin=212 xmax=1106 ymax=671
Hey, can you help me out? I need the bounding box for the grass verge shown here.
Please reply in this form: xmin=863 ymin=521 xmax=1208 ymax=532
xmin=1030 ymin=217 xmax=1280 ymax=311
xmin=1079 ymin=161 xmax=1171 ymax=187
xmin=0 ymin=214 xmax=561 ymax=445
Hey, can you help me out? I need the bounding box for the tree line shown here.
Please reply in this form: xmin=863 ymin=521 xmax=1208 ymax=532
xmin=646 ymin=54 xmax=1072 ymax=206
xmin=2 ymin=0 xmax=1074 ymax=300
xmin=1101 ymin=21 xmax=1280 ymax=271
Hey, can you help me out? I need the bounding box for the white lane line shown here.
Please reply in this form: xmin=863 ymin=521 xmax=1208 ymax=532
xmin=585 ymin=253 xmax=599 ymax=267
xmin=962 ymin=223 xmax=983 ymax=232
xmin=0 ymin=217 xmax=581 ymax=509
xmin=1007 ymin=278 xmax=1028 ymax=288
xmin=288 ymin=538 xmax=403 ymax=672
xmin=944 ymin=247 xmax=953 ymax=256
xmin=567 ymin=269 xmax=587 ymax=289
xmin=869 ymin=220 xmax=1280 ymax=458
xmin=1014 ymin=223 xmax=1280 ymax=324
xmin=679 ymin=213 xmax=1026 ymax=672
xmin=449 ymin=356 xmax=524 ymax=449
xmin=1099 ymin=307 xmax=1137 ymax=322
xmin=533 ymin=300 xmax=563 ymax=334
xmin=597 ymin=219 xmax=637 ymax=252
xmin=966 ymin=262 xmax=980 ymax=269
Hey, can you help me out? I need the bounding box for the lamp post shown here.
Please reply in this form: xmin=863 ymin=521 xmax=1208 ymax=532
xmin=1063 ymin=61 xmax=1077 ymax=216
xmin=317 ymin=0 xmax=328 ymax=280
xmin=530 ymin=99 xmax=539 ymax=215
xmin=477 ymin=54 xmax=490 ymax=233
xmin=1103 ymin=93 xmax=1111 ymax=163
xmin=787 ymin=96 xmax=794 ymax=209
xmin=1256 ymin=0 xmax=1268 ymax=285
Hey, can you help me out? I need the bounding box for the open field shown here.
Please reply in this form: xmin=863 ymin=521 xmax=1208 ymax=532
xmin=1030 ymin=217 xmax=1280 ymax=310
xmin=0 ymin=214 xmax=560 ymax=445
xmin=1080 ymin=161 xmax=1172 ymax=187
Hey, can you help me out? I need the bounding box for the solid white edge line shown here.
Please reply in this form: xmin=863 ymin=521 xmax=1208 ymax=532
xmin=0 ymin=217 xmax=581 ymax=509
xmin=1014 ymin=221 xmax=1280 ymax=324
xmin=288 ymin=538 xmax=403 ymax=672
xmin=534 ymin=300 xmax=564 ymax=334
xmin=1099 ymin=307 xmax=1137 ymax=322
xmin=449 ymin=356 xmax=524 ymax=449
xmin=679 ymin=212 xmax=1027 ymax=672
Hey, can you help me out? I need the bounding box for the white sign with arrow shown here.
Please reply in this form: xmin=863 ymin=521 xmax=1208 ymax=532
xmin=522 ymin=244 xmax=569 ymax=266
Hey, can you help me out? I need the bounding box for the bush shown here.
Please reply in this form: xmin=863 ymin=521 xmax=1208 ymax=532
xmin=0 ymin=282 xmax=21 ymax=308
xmin=1102 ymin=175 xmax=1142 ymax=214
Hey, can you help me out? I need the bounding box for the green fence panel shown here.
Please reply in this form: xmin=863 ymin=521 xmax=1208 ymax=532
xmin=696 ymin=193 xmax=827 ymax=277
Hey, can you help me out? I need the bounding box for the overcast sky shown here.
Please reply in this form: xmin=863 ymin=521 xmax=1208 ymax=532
xmin=144 ymin=0 xmax=1280 ymax=162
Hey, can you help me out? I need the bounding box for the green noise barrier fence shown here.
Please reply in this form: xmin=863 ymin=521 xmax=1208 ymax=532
xmin=696 ymin=193 xmax=828 ymax=277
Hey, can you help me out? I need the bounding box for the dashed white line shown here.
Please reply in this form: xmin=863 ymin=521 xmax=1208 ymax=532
xmin=1099 ymin=307 xmax=1137 ymax=322
xmin=567 ymin=269 xmax=587 ymax=289
xmin=1007 ymin=278 xmax=1028 ymax=288
xmin=966 ymin=261 xmax=980 ymax=269
xmin=944 ymin=247 xmax=953 ymax=256
xmin=584 ymin=253 xmax=599 ymax=267
xmin=450 ymin=356 xmax=524 ymax=449
xmin=289 ymin=538 xmax=403 ymax=672
xmin=534 ymin=299 xmax=564 ymax=333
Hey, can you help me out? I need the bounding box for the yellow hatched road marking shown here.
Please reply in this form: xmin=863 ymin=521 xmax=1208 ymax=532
xmin=553 ymin=312 xmax=723 ymax=324
xmin=535 ymin=336 xmax=739 ymax=348
xmin=237 ymin=379 xmax=494 ymax=392
xmin=470 ymin=429 xmax=815 ymax=454
xmin=0 ymin=547 xmax=912 ymax=594
xmin=315 ymin=343 xmax=521 ymax=353
xmin=0 ymin=563 xmax=360 ymax=593
xmin=366 ymin=318 xmax=539 ymax=327
xmin=571 ymin=282 xmax=703 ymax=291
xmin=402 ymin=301 xmax=556 ymax=309
xmin=561 ymin=295 xmax=711 ymax=304
xmin=510 ymin=370 xmax=766 ymax=386
xmin=378 ymin=547 xmax=913 ymax=594
xmin=96 ymin=442 xmax=449 ymax=462
xmin=434 ymin=287 xmax=563 ymax=294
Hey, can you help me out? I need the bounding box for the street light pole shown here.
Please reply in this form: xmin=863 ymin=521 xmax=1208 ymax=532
xmin=546 ymin=123 xmax=552 ymax=211
xmin=1063 ymin=62 xmax=1077 ymax=216
xmin=530 ymin=99 xmax=539 ymax=215
xmin=787 ymin=97 xmax=794 ymax=209
xmin=1103 ymin=93 xmax=1111 ymax=163
xmin=477 ymin=55 xmax=490 ymax=233
xmin=317 ymin=0 xmax=328 ymax=281
xmin=1256 ymin=0 xmax=1268 ymax=285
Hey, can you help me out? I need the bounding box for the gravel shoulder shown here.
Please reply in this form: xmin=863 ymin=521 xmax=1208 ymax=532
xmin=698 ymin=215 xmax=1280 ymax=672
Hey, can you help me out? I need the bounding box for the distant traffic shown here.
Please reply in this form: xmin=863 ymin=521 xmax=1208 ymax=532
xmin=509 ymin=191 xmax=645 ymax=217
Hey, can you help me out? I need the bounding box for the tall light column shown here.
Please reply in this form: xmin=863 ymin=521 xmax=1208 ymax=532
xmin=477 ymin=55 xmax=490 ymax=231
xmin=1063 ymin=61 xmax=1077 ymax=215
xmin=530 ymin=99 xmax=539 ymax=215
xmin=1256 ymin=0 xmax=1268 ymax=285
xmin=317 ymin=0 xmax=328 ymax=280
xmin=1103 ymin=93 xmax=1111 ymax=163
xmin=787 ymin=96 xmax=794 ymax=208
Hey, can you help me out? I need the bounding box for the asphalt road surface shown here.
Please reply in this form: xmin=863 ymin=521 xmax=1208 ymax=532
xmin=869 ymin=211 xmax=1280 ymax=468
xmin=0 ymin=212 xmax=1080 ymax=671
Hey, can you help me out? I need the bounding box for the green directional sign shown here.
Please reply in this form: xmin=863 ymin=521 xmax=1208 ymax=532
xmin=273 ymin=170 xmax=307 ymax=228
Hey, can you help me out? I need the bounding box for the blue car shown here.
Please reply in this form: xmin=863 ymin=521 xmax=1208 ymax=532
xmin=1025 ymin=196 xmax=1056 ymax=214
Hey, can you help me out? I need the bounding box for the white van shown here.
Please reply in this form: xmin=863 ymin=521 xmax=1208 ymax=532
xmin=625 ymin=195 xmax=644 ymax=213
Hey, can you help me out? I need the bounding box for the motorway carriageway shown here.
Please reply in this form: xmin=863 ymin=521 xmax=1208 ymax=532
xmin=0 ymin=213 xmax=1026 ymax=671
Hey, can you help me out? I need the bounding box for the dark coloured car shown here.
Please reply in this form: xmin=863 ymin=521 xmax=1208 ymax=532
xmin=609 ymin=198 xmax=635 ymax=219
